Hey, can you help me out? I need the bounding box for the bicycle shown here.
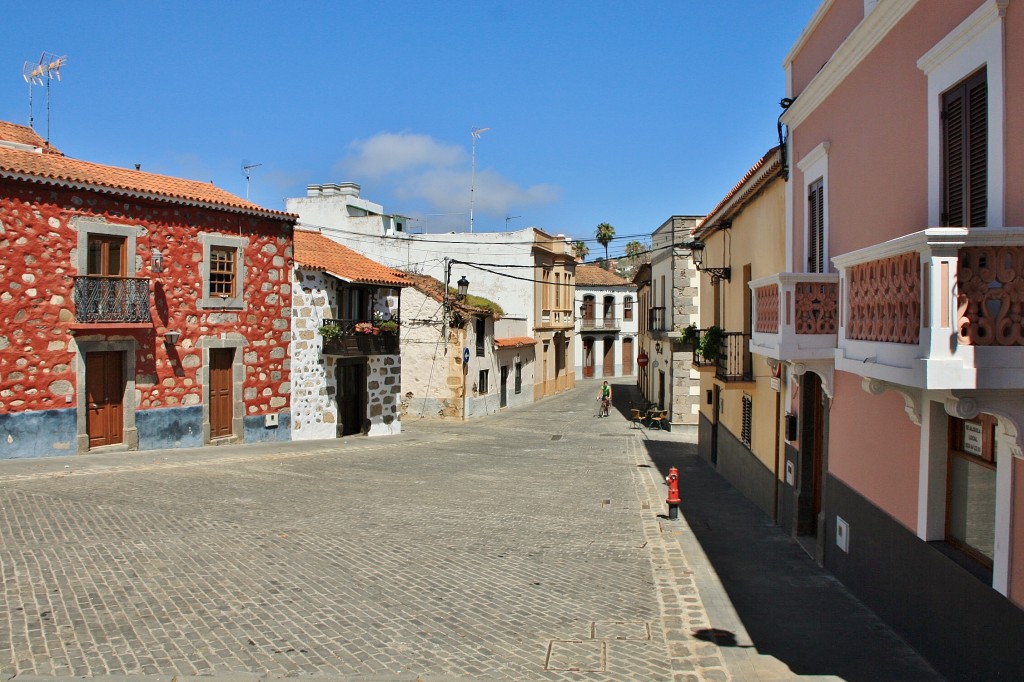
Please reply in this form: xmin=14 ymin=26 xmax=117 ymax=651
xmin=599 ymin=397 xmax=611 ymax=418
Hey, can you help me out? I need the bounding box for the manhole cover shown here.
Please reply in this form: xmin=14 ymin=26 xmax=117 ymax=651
xmin=545 ymin=639 xmax=606 ymax=672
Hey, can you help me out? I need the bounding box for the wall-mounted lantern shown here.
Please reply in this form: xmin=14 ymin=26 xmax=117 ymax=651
xmin=163 ymin=330 xmax=181 ymax=345
xmin=685 ymin=238 xmax=730 ymax=283
xmin=151 ymin=248 xmax=165 ymax=274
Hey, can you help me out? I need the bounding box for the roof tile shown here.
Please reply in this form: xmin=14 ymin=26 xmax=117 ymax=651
xmin=576 ymin=264 xmax=634 ymax=286
xmin=294 ymin=230 xmax=408 ymax=287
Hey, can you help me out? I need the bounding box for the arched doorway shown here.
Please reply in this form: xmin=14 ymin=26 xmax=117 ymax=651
xmin=583 ymin=337 xmax=595 ymax=378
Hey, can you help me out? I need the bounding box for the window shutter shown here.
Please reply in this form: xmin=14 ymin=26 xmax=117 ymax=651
xmin=808 ymin=179 xmax=824 ymax=273
xmin=942 ymin=69 xmax=986 ymax=227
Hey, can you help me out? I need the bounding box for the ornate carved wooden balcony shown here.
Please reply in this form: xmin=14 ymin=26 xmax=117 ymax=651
xmin=320 ymin=318 xmax=400 ymax=356
xmin=749 ymin=273 xmax=838 ymax=363
xmin=833 ymin=227 xmax=1024 ymax=390
xmin=73 ymin=276 xmax=152 ymax=324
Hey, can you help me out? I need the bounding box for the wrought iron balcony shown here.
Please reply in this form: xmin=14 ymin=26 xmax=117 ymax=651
xmin=693 ymin=329 xmax=753 ymax=383
xmin=579 ymin=316 xmax=622 ymax=331
xmin=320 ymin=318 xmax=400 ymax=355
xmin=73 ymin=276 xmax=152 ymax=324
xmin=749 ymin=273 xmax=839 ymax=363
xmin=832 ymin=227 xmax=1024 ymax=390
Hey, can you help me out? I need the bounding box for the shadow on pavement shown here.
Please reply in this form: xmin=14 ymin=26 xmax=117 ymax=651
xmin=638 ymin=438 xmax=942 ymax=682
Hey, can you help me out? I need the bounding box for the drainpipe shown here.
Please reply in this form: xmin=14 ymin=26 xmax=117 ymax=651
xmin=773 ymin=384 xmax=782 ymax=524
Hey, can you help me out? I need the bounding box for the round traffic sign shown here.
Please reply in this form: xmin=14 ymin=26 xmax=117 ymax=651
xmin=637 ymin=353 xmax=649 ymax=367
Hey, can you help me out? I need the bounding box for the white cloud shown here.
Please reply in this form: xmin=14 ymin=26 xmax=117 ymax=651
xmin=340 ymin=131 xmax=561 ymax=224
xmin=342 ymin=132 xmax=464 ymax=178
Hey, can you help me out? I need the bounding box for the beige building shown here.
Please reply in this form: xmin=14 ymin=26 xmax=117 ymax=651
xmin=532 ymin=230 xmax=576 ymax=399
xmin=692 ymin=147 xmax=785 ymax=516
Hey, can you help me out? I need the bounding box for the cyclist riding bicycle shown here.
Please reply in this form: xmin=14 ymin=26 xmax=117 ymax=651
xmin=598 ymin=381 xmax=612 ymax=417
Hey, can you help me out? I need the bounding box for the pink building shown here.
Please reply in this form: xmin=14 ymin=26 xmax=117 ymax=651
xmin=750 ymin=1 xmax=1024 ymax=677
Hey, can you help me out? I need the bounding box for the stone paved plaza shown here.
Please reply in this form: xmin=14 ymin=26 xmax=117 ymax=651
xmin=0 ymin=381 xmax=936 ymax=681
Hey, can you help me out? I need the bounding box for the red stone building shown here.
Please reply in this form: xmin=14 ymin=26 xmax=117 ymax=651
xmin=0 ymin=121 xmax=296 ymax=457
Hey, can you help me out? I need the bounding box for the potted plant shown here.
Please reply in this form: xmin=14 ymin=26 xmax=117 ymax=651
xmin=696 ymin=325 xmax=725 ymax=363
xmin=318 ymin=322 xmax=346 ymax=344
xmin=679 ymin=323 xmax=699 ymax=351
xmin=378 ymin=319 xmax=399 ymax=335
xmin=354 ymin=321 xmax=376 ymax=335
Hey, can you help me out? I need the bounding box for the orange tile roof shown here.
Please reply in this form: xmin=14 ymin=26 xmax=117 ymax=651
xmin=294 ymin=229 xmax=408 ymax=287
xmin=0 ymin=121 xmax=57 ymax=152
xmin=576 ymin=264 xmax=634 ymax=287
xmin=0 ymin=124 xmax=293 ymax=220
xmin=494 ymin=336 xmax=537 ymax=349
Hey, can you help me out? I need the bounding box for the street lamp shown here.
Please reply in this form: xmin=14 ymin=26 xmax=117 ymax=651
xmin=685 ymin=238 xmax=730 ymax=283
xmin=457 ymin=275 xmax=469 ymax=299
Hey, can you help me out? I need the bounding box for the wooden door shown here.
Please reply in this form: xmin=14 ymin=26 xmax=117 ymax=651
xmin=209 ymin=349 xmax=234 ymax=439
xmin=337 ymin=361 xmax=366 ymax=437
xmin=583 ymin=338 xmax=595 ymax=378
xmin=622 ymin=338 xmax=633 ymax=375
xmin=583 ymin=296 xmax=595 ymax=325
xmin=86 ymin=351 xmax=124 ymax=447
xmin=500 ymin=365 xmax=509 ymax=408
xmin=602 ymin=337 xmax=615 ymax=377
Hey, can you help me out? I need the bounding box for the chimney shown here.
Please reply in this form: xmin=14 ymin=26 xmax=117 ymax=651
xmin=306 ymin=182 xmax=361 ymax=198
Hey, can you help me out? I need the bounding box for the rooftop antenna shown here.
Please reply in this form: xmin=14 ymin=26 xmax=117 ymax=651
xmin=469 ymin=127 xmax=490 ymax=233
xmin=242 ymin=161 xmax=262 ymax=200
xmin=22 ymin=52 xmax=67 ymax=143
xmin=504 ymin=214 xmax=521 ymax=232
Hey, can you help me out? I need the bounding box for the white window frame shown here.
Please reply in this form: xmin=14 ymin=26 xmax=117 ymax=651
xmin=797 ymin=141 xmax=830 ymax=274
xmin=918 ymin=0 xmax=1006 ymax=228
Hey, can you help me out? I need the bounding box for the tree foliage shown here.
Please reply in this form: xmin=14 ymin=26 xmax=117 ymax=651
xmin=595 ymin=222 xmax=615 ymax=261
xmin=572 ymin=240 xmax=590 ymax=261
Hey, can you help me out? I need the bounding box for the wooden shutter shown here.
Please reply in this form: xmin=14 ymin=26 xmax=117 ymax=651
xmin=942 ymin=69 xmax=987 ymax=227
xmin=808 ymin=179 xmax=825 ymax=273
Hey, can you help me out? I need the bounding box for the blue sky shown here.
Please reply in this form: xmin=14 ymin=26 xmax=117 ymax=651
xmin=1 ymin=1 xmax=820 ymax=253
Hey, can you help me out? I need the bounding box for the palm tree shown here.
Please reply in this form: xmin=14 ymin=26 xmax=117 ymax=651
xmin=572 ymin=240 xmax=590 ymax=262
xmin=596 ymin=222 xmax=615 ymax=262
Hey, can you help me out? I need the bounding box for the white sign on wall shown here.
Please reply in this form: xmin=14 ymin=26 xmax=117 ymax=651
xmin=963 ymin=421 xmax=983 ymax=457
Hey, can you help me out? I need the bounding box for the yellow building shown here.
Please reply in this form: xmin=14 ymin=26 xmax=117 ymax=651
xmin=532 ymin=230 xmax=576 ymax=399
xmin=693 ymin=147 xmax=786 ymax=517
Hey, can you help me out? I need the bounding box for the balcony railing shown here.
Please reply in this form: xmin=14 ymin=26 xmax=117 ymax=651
xmin=539 ymin=310 xmax=574 ymax=329
xmin=580 ymin=316 xmax=622 ymax=331
xmin=320 ymin=318 xmax=399 ymax=355
xmin=832 ymin=227 xmax=1024 ymax=390
xmin=693 ymin=330 xmax=753 ymax=382
xmin=649 ymin=307 xmax=667 ymax=332
xmin=73 ymin=276 xmax=152 ymax=323
xmin=749 ymin=273 xmax=839 ymax=363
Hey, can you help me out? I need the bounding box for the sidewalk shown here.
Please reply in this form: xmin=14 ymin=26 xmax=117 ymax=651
xmin=606 ymin=378 xmax=943 ymax=682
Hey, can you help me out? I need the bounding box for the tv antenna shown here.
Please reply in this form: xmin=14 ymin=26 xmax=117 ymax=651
xmin=469 ymin=127 xmax=490 ymax=233
xmin=242 ymin=161 xmax=262 ymax=200
xmin=22 ymin=52 xmax=67 ymax=144
xmin=504 ymin=214 xmax=521 ymax=232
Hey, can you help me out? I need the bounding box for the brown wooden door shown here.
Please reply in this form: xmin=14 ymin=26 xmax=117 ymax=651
xmin=602 ymin=337 xmax=615 ymax=376
xmin=622 ymin=338 xmax=633 ymax=375
xmin=86 ymin=351 xmax=123 ymax=447
xmin=209 ymin=349 xmax=234 ymax=438
xmin=583 ymin=338 xmax=595 ymax=378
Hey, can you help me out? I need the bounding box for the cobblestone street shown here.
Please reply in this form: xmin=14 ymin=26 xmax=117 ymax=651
xmin=0 ymin=380 xmax=936 ymax=681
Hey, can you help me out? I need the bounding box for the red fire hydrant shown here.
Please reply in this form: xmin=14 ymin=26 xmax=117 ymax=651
xmin=666 ymin=467 xmax=681 ymax=520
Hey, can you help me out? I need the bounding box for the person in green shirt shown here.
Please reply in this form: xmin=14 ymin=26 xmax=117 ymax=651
xmin=598 ymin=381 xmax=612 ymax=417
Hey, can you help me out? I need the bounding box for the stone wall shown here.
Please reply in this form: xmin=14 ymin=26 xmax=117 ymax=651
xmin=290 ymin=271 xmax=338 ymax=440
xmin=367 ymin=355 xmax=401 ymax=436
xmin=0 ymin=180 xmax=293 ymax=457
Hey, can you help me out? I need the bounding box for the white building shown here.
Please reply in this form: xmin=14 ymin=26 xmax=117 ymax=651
xmin=286 ymin=182 xmax=576 ymax=406
xmin=574 ymin=265 xmax=638 ymax=380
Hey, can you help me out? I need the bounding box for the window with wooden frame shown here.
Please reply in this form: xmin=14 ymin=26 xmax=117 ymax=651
xmin=623 ymin=296 xmax=633 ymax=321
xmin=87 ymin=235 xmax=126 ymax=277
xmin=208 ymin=246 xmax=237 ymax=298
xmin=946 ymin=414 xmax=997 ymax=568
xmin=199 ymin=233 xmax=246 ymax=309
xmin=555 ymin=273 xmax=561 ymax=309
xmin=941 ymin=68 xmax=987 ymax=227
xmin=477 ymin=369 xmax=489 ymax=395
xmin=741 ymin=394 xmax=752 ymax=448
xmin=807 ymin=178 xmax=825 ymax=273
